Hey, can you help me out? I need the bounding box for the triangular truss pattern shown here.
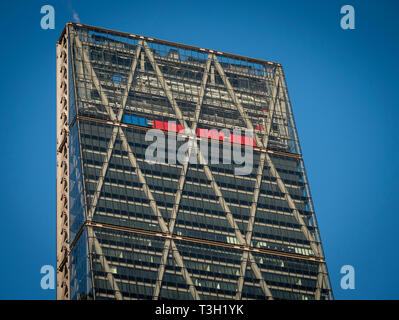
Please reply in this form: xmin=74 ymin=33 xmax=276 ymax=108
xmin=65 ymin=24 xmax=332 ymax=300
xmin=71 ymin=28 xmax=201 ymax=300
xmin=211 ymin=56 xmax=320 ymax=297
xmin=140 ymin=44 xmax=274 ymax=299
xmin=156 ymin=250 xmax=194 ymax=300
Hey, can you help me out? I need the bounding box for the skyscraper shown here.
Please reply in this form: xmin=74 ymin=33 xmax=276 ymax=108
xmin=56 ymin=22 xmax=333 ymax=300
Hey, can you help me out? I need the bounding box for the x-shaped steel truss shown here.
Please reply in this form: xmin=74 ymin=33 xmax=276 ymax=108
xmin=143 ymin=44 xmax=273 ymax=299
xmin=71 ymin=26 xmax=328 ymax=299
xmin=73 ymin=29 xmax=201 ymax=300
xmin=212 ymin=56 xmax=327 ymax=299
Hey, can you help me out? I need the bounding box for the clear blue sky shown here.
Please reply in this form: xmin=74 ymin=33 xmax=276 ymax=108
xmin=0 ymin=0 xmax=398 ymax=300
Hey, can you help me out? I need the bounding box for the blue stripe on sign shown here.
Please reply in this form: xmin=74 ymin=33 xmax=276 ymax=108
xmin=124 ymin=115 xmax=131 ymax=123
xmin=139 ymin=117 xmax=146 ymax=126
xmin=123 ymin=114 xmax=150 ymax=127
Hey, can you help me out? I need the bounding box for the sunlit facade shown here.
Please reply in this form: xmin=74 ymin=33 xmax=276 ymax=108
xmin=56 ymin=23 xmax=333 ymax=300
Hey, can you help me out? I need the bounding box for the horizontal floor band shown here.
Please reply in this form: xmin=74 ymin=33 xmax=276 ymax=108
xmin=66 ymin=220 xmax=324 ymax=269
xmin=71 ymin=114 xmax=302 ymax=160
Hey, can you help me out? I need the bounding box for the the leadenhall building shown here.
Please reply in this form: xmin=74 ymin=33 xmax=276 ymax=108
xmin=56 ymin=22 xmax=333 ymax=300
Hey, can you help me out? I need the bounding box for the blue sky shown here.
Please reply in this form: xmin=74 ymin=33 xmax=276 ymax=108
xmin=0 ymin=0 xmax=398 ymax=299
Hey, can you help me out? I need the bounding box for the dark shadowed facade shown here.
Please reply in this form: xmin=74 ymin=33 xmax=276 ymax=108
xmin=56 ymin=23 xmax=333 ymax=300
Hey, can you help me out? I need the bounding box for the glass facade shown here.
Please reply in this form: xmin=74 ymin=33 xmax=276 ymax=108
xmin=56 ymin=23 xmax=333 ymax=300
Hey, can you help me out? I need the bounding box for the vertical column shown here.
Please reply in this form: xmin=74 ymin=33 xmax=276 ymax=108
xmin=56 ymin=31 xmax=70 ymax=300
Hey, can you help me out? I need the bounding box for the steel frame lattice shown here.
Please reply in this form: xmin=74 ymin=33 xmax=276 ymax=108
xmin=57 ymin=23 xmax=333 ymax=300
